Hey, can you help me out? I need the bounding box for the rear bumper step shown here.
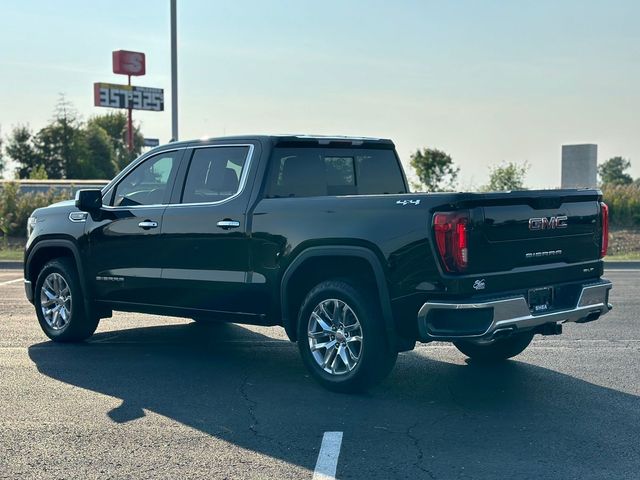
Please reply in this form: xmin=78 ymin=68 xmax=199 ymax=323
xmin=417 ymin=279 xmax=612 ymax=341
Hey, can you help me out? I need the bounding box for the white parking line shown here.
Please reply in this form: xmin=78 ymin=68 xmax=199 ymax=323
xmin=313 ymin=431 xmax=343 ymax=480
xmin=0 ymin=278 xmax=23 ymax=286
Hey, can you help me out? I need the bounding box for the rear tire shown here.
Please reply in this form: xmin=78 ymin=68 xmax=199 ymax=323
xmin=297 ymin=279 xmax=397 ymax=393
xmin=453 ymin=331 xmax=534 ymax=362
xmin=34 ymin=258 xmax=99 ymax=342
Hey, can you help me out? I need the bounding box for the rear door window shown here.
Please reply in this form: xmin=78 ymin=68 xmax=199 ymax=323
xmin=181 ymin=146 xmax=250 ymax=204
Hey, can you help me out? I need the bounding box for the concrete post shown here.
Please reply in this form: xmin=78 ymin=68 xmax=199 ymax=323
xmin=561 ymin=144 xmax=597 ymax=188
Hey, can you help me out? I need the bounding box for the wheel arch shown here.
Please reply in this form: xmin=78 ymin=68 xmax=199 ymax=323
xmin=25 ymin=238 xmax=87 ymax=303
xmin=280 ymin=246 xmax=397 ymax=346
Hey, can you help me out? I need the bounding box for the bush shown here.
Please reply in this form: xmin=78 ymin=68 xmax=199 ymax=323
xmin=482 ymin=161 xmax=529 ymax=192
xmin=602 ymin=184 xmax=640 ymax=227
xmin=0 ymin=182 xmax=69 ymax=239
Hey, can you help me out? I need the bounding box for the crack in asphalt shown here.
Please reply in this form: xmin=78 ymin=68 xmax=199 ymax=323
xmin=406 ymin=420 xmax=437 ymax=479
xmin=406 ymin=412 xmax=457 ymax=479
xmin=239 ymin=374 xmax=260 ymax=437
xmin=238 ymin=374 xmax=313 ymax=457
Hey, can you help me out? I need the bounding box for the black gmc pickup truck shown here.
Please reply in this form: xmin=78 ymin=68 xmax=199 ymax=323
xmin=24 ymin=135 xmax=612 ymax=392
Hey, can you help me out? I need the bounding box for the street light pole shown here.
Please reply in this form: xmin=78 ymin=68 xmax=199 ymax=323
xmin=170 ymin=0 xmax=178 ymax=141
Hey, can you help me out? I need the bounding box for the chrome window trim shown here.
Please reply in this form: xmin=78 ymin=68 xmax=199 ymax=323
xmin=101 ymin=144 xmax=255 ymax=210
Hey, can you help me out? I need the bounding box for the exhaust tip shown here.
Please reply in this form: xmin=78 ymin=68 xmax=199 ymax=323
xmin=491 ymin=327 xmax=516 ymax=340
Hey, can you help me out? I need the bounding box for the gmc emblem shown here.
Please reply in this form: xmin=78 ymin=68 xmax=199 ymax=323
xmin=528 ymin=216 xmax=568 ymax=230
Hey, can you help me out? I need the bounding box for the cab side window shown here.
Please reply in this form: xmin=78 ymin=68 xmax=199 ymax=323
xmin=181 ymin=146 xmax=250 ymax=204
xmin=111 ymin=152 xmax=180 ymax=207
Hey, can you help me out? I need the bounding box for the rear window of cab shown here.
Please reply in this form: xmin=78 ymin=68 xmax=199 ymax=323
xmin=265 ymin=147 xmax=407 ymax=198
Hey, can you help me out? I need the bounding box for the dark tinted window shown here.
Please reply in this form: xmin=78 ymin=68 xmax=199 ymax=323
xmin=266 ymin=148 xmax=406 ymax=198
xmin=111 ymin=151 xmax=180 ymax=206
xmin=325 ymin=157 xmax=355 ymax=193
xmin=181 ymin=146 xmax=249 ymax=204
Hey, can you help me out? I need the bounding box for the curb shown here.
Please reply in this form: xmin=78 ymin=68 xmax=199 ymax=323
xmin=604 ymin=261 xmax=640 ymax=270
xmin=0 ymin=261 xmax=23 ymax=270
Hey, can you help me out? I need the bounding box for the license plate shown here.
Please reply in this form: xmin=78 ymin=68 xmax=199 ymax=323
xmin=528 ymin=287 xmax=554 ymax=313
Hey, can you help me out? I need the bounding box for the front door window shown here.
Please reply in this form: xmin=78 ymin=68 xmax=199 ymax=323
xmin=111 ymin=152 xmax=180 ymax=207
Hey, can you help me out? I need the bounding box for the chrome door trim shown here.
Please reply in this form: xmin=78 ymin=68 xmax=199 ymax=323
xmin=101 ymin=144 xmax=255 ymax=211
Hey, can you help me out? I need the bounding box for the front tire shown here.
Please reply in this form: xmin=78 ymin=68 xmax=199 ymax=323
xmin=34 ymin=258 xmax=99 ymax=342
xmin=453 ymin=331 xmax=534 ymax=362
xmin=297 ymin=279 xmax=397 ymax=393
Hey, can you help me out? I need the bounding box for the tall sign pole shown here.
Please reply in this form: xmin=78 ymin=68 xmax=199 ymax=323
xmin=171 ymin=0 xmax=179 ymax=141
xmin=127 ymin=73 xmax=133 ymax=151
xmin=94 ymin=51 xmax=164 ymax=151
xmin=103 ymin=50 xmax=156 ymax=153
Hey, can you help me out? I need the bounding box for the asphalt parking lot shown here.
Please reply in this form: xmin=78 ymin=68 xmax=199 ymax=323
xmin=0 ymin=268 xmax=638 ymax=479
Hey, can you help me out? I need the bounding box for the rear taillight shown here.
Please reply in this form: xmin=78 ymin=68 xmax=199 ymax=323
xmin=600 ymin=202 xmax=609 ymax=258
xmin=433 ymin=211 xmax=469 ymax=272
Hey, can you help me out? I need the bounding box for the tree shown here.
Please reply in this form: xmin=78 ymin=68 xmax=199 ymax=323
xmin=5 ymin=125 xmax=39 ymax=179
xmin=32 ymin=123 xmax=79 ymax=179
xmin=32 ymin=125 xmax=66 ymax=179
xmin=81 ymin=124 xmax=118 ymax=179
xmin=409 ymin=148 xmax=459 ymax=192
xmin=483 ymin=161 xmax=529 ymax=191
xmin=7 ymin=98 xmax=145 ymax=180
xmin=598 ymin=156 xmax=633 ymax=186
xmin=0 ymin=129 xmax=4 ymax=176
xmin=87 ymin=112 xmax=143 ymax=171
xmin=31 ymin=95 xmax=85 ymax=179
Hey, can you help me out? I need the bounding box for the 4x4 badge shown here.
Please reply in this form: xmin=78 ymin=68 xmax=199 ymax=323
xmin=473 ymin=279 xmax=486 ymax=290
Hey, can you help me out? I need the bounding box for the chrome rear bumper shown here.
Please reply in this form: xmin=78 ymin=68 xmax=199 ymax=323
xmin=417 ymin=280 xmax=612 ymax=341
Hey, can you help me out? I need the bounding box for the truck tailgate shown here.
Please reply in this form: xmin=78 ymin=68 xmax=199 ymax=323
xmin=454 ymin=190 xmax=604 ymax=274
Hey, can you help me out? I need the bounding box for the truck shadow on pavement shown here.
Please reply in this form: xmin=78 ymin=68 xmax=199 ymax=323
xmin=28 ymin=321 xmax=640 ymax=479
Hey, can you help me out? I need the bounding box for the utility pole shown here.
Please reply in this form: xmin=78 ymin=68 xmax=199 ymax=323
xmin=170 ymin=0 xmax=178 ymax=141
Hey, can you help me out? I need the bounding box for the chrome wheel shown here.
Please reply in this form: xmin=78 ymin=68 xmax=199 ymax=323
xmin=40 ymin=272 xmax=72 ymax=331
xmin=308 ymin=298 xmax=363 ymax=375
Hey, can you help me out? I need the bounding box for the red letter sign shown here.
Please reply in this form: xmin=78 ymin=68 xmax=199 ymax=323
xmin=112 ymin=50 xmax=146 ymax=76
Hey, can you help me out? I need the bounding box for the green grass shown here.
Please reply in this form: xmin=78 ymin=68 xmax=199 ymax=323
xmin=0 ymin=247 xmax=23 ymax=261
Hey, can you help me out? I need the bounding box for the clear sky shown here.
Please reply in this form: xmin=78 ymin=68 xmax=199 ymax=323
xmin=1 ymin=0 xmax=639 ymax=187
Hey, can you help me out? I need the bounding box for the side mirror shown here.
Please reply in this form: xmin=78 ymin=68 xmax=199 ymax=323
xmin=75 ymin=189 xmax=103 ymax=212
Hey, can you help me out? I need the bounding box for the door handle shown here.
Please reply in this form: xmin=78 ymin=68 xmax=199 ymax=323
xmin=216 ymin=220 xmax=240 ymax=229
xmin=138 ymin=220 xmax=158 ymax=230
